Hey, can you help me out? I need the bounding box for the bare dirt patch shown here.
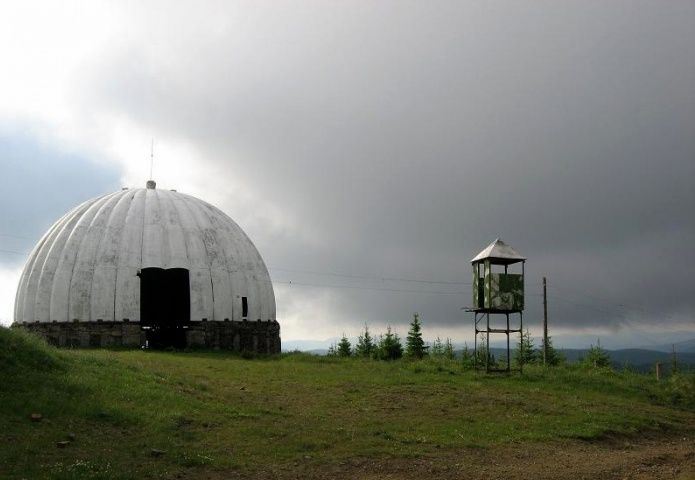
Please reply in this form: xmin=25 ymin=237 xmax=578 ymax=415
xmin=214 ymin=430 xmax=694 ymax=480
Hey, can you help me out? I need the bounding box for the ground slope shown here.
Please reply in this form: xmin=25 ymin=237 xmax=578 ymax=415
xmin=1 ymin=327 xmax=693 ymax=479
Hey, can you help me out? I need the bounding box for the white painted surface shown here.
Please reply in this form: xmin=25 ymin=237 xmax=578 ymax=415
xmin=14 ymin=186 xmax=276 ymax=323
xmin=471 ymin=238 xmax=526 ymax=263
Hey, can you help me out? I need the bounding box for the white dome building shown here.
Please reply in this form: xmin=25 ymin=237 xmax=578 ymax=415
xmin=13 ymin=180 xmax=280 ymax=352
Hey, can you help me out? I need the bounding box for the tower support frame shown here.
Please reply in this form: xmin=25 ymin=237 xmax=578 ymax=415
xmin=474 ymin=310 xmax=523 ymax=373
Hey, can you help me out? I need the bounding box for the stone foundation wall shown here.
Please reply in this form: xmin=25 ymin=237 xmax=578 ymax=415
xmin=14 ymin=320 xmax=281 ymax=354
xmin=185 ymin=320 xmax=281 ymax=353
xmin=17 ymin=321 xmax=143 ymax=348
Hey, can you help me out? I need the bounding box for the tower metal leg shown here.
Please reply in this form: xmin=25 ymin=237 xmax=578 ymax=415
xmin=474 ymin=312 xmax=478 ymax=370
xmin=506 ymin=312 xmax=510 ymax=373
xmin=519 ymin=311 xmax=524 ymax=374
xmin=486 ymin=313 xmax=490 ymax=373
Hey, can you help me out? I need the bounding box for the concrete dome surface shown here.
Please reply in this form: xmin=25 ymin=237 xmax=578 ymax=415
xmin=14 ymin=184 xmax=275 ymax=325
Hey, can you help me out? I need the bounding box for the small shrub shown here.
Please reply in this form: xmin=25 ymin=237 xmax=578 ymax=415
xmin=662 ymin=373 xmax=695 ymax=408
xmin=581 ymin=343 xmax=611 ymax=369
xmin=443 ymin=338 xmax=455 ymax=360
xmin=514 ymin=329 xmax=536 ymax=367
xmin=430 ymin=337 xmax=443 ymax=357
xmin=460 ymin=343 xmax=474 ymax=369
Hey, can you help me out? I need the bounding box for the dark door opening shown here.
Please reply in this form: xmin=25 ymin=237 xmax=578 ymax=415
xmin=140 ymin=267 xmax=190 ymax=349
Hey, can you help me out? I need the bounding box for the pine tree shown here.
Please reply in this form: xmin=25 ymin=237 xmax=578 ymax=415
xmin=355 ymin=323 xmax=375 ymax=358
xmin=444 ymin=338 xmax=455 ymax=360
xmin=539 ymin=335 xmax=564 ymax=366
xmin=460 ymin=342 xmax=473 ymax=368
xmin=337 ymin=334 xmax=352 ymax=357
xmin=581 ymin=339 xmax=611 ymax=368
xmin=327 ymin=343 xmax=337 ymax=356
xmin=375 ymin=326 xmax=403 ymax=360
xmin=475 ymin=333 xmax=495 ymax=368
xmin=431 ymin=337 xmax=444 ymax=357
xmin=372 ymin=335 xmax=383 ymax=360
xmin=405 ymin=313 xmax=428 ymax=359
xmin=514 ymin=329 xmax=536 ymax=367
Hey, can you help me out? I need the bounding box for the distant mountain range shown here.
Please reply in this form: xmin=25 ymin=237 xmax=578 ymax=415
xmin=634 ymin=338 xmax=695 ymax=353
xmin=485 ymin=347 xmax=694 ymax=373
xmin=283 ymin=337 xmax=695 ymax=354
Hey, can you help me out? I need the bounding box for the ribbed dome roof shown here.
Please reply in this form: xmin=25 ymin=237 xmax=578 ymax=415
xmin=14 ymin=185 xmax=275 ymax=324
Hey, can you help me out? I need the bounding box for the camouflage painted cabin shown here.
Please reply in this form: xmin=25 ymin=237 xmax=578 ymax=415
xmin=471 ymin=239 xmax=525 ymax=312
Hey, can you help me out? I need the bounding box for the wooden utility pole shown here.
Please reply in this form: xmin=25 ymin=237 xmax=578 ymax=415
xmin=543 ymin=277 xmax=548 ymax=366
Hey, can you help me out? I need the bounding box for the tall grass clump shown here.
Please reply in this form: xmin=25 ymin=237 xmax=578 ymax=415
xmin=660 ymin=372 xmax=695 ymax=408
xmin=0 ymin=326 xmax=64 ymax=374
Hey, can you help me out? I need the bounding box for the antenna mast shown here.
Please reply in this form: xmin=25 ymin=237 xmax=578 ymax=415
xmin=150 ymin=138 xmax=154 ymax=180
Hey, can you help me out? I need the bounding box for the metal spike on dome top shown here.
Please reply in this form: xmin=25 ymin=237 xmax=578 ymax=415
xmin=146 ymin=138 xmax=156 ymax=189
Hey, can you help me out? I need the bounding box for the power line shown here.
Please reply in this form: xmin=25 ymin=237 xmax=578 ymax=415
xmin=270 ymin=267 xmax=470 ymax=285
xmin=551 ymin=284 xmax=677 ymax=321
xmin=0 ymin=233 xmax=679 ymax=324
xmin=549 ymin=293 xmax=622 ymax=318
xmin=547 ymin=293 xmax=668 ymax=347
xmin=273 ymin=280 xmax=466 ymax=295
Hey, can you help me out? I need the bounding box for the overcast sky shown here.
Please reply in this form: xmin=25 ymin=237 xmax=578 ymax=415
xmin=1 ymin=1 xmax=693 ymax=348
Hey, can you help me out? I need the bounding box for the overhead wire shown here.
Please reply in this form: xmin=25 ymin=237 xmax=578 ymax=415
xmin=544 ymin=284 xmax=682 ymax=347
xmin=551 ymin=283 xmax=677 ymax=321
xmin=273 ymin=280 xmax=466 ymax=295
xmin=1 ymin=228 xmax=682 ymax=326
xmin=269 ymin=266 xmax=470 ymax=285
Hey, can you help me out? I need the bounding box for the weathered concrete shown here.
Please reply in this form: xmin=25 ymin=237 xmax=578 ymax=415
xmin=14 ymin=185 xmax=276 ymax=325
xmin=15 ymin=320 xmax=281 ymax=353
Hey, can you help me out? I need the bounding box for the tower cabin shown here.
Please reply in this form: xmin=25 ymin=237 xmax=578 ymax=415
xmin=472 ymin=238 xmax=525 ymax=312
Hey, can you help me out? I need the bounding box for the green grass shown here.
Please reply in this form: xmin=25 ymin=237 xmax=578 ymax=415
xmin=1 ymin=327 xmax=693 ymax=479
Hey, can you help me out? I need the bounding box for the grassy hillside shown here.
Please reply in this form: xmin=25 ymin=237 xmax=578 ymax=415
xmin=1 ymin=327 xmax=694 ymax=480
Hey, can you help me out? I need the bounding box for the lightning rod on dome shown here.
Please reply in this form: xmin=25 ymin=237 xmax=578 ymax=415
xmin=150 ymin=137 xmax=154 ymax=179
xmin=147 ymin=138 xmax=156 ymax=190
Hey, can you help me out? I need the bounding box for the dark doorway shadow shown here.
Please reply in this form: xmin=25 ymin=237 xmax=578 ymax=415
xmin=139 ymin=267 xmax=190 ymax=349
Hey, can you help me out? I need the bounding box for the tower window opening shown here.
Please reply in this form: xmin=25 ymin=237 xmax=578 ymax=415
xmin=242 ymin=297 xmax=248 ymax=318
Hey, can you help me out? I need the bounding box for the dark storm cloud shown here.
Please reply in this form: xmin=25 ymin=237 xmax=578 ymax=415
xmin=69 ymin=1 xmax=695 ymax=336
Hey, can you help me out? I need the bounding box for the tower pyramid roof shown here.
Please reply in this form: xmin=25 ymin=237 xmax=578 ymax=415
xmin=471 ymin=238 xmax=525 ymax=264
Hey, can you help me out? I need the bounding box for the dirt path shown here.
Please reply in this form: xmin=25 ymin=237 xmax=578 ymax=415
xmin=215 ymin=431 xmax=695 ymax=480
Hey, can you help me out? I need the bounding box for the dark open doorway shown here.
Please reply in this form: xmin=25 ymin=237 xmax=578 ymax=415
xmin=139 ymin=267 xmax=190 ymax=349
